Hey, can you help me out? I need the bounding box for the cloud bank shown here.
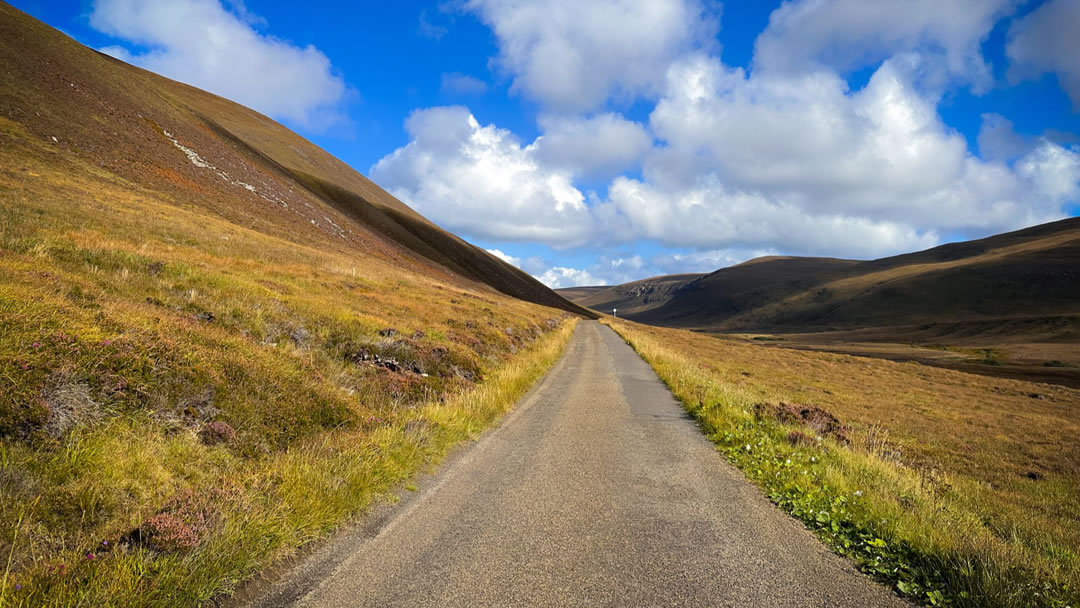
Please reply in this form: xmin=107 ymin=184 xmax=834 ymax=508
xmin=376 ymin=59 xmax=1078 ymax=265
xmin=377 ymin=0 xmax=1080 ymax=285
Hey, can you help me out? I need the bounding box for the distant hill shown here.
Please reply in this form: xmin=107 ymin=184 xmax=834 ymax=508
xmin=560 ymin=218 xmax=1080 ymax=332
xmin=553 ymin=286 xmax=609 ymax=302
xmin=560 ymin=274 xmax=704 ymax=317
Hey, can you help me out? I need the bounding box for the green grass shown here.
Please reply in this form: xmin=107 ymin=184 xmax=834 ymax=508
xmin=607 ymin=319 xmax=1078 ymax=608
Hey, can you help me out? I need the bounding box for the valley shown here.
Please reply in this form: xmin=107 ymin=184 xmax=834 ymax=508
xmin=560 ymin=218 xmax=1080 ymax=388
xmin=3 ymin=2 xmax=1079 ymax=608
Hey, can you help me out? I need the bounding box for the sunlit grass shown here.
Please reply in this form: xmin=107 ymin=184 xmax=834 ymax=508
xmin=607 ymin=319 xmax=1078 ymax=608
xmin=0 ymin=122 xmax=578 ymax=606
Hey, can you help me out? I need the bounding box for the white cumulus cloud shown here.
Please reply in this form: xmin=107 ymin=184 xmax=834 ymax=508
xmin=532 ymin=113 xmax=653 ymax=180
xmin=485 ymin=248 xmax=522 ymax=267
xmin=464 ymin=0 xmax=719 ymax=111
xmin=605 ymin=176 xmax=942 ymax=258
xmin=90 ymin=0 xmax=346 ymax=127
xmin=615 ymin=53 xmax=1078 ymax=257
xmin=536 ymin=266 xmax=607 ymax=289
xmin=370 ymin=106 xmax=594 ymax=247
xmin=372 ymin=52 xmax=1080 ymax=263
xmin=374 ymin=0 xmax=1080 ymax=282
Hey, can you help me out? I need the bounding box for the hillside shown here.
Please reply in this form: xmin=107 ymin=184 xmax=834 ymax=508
xmin=0 ymin=3 xmax=591 ymax=319
xmin=564 ymin=218 xmax=1080 ymax=333
xmin=562 ymin=273 xmax=704 ymax=316
xmin=0 ymin=4 xmax=587 ymax=606
xmin=551 ymin=285 xmax=608 ymax=302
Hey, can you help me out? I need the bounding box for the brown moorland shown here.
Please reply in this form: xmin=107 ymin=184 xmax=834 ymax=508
xmin=0 ymin=4 xmax=585 ymax=606
xmin=608 ymin=318 xmax=1079 ymax=607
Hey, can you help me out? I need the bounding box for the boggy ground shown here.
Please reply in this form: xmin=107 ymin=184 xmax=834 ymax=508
xmin=609 ymin=319 xmax=1079 ymax=608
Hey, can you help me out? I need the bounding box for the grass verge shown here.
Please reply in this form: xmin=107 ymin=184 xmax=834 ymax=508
xmin=0 ymin=319 xmax=576 ymax=607
xmin=606 ymin=319 xmax=1077 ymax=608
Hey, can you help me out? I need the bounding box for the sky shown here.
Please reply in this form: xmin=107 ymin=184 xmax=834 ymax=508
xmin=13 ymin=0 xmax=1080 ymax=288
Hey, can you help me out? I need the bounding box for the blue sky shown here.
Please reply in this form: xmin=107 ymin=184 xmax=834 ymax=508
xmin=14 ymin=0 xmax=1080 ymax=287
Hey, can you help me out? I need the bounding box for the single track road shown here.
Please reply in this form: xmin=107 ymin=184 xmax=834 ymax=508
xmin=244 ymin=321 xmax=907 ymax=607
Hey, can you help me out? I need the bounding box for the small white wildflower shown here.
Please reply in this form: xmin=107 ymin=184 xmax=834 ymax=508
xmin=854 ymin=490 xmax=863 ymax=497
xmin=785 ymin=459 xmax=792 ymax=465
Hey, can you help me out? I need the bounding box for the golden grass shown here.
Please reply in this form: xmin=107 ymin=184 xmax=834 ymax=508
xmin=606 ymin=319 xmax=1079 ymax=608
xmin=0 ymin=321 xmax=575 ymax=607
xmin=0 ymin=118 xmax=579 ymax=606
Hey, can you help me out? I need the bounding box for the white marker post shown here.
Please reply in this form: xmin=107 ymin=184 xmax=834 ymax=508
xmin=613 ymin=308 xmax=617 ymax=319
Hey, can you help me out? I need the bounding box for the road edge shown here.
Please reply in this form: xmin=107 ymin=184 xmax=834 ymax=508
xmin=221 ymin=321 xmax=584 ymax=608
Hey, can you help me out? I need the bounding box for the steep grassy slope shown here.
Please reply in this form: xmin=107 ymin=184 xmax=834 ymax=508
xmin=566 ymin=218 xmax=1080 ymax=333
xmin=0 ymin=3 xmax=591 ymax=318
xmin=609 ymin=319 xmax=1079 ymax=607
xmin=0 ymin=5 xmax=584 ymax=605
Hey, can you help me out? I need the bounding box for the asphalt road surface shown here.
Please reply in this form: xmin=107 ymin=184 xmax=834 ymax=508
xmin=245 ymin=321 xmax=906 ymax=607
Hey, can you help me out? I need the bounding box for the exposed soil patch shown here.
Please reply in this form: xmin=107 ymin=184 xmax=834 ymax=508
xmin=754 ymin=401 xmax=850 ymax=445
xmin=344 ymin=336 xmax=483 ymax=384
xmin=348 ymin=344 xmax=422 ymax=375
xmin=179 ymin=387 xmax=218 ymax=422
